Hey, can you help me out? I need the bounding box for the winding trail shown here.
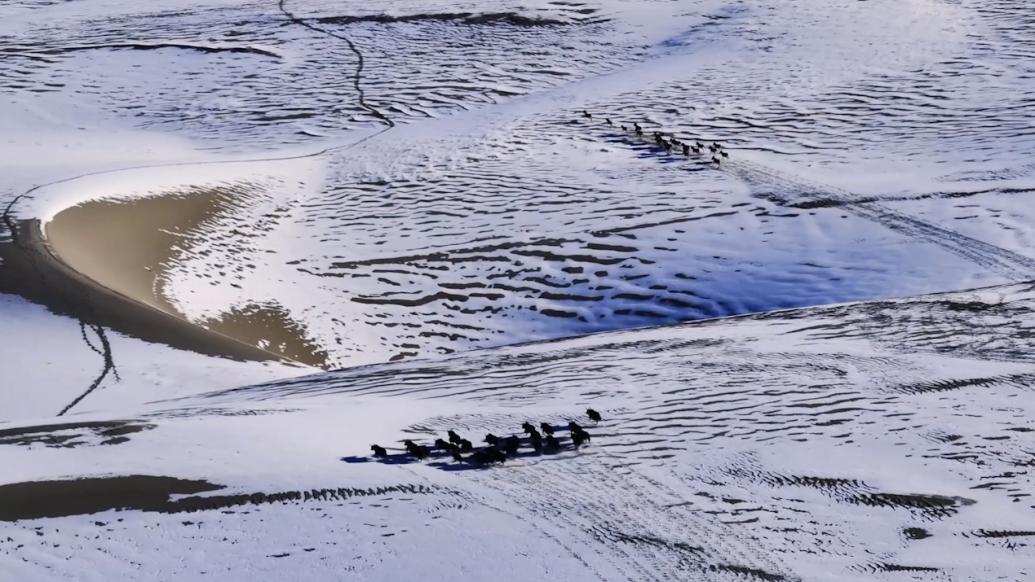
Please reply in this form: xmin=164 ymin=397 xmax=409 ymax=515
xmin=277 ymin=0 xmax=395 ymax=128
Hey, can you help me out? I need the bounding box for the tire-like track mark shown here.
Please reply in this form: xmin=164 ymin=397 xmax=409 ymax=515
xmin=724 ymin=158 xmax=1035 ymax=280
xmin=277 ymin=0 xmax=395 ymax=128
xmin=582 ymin=117 xmax=1035 ymax=280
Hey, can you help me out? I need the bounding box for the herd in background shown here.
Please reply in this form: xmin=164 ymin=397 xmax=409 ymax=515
xmin=370 ymin=408 xmax=603 ymax=466
xmin=581 ymin=110 xmax=731 ymax=164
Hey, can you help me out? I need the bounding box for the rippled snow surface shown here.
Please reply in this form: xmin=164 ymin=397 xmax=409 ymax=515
xmin=2 ymin=0 xmax=1034 ymax=369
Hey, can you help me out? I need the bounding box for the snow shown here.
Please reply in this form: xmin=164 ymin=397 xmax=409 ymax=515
xmin=4 ymin=283 xmax=1035 ymax=580
xmin=1 ymin=0 xmax=1035 ymax=579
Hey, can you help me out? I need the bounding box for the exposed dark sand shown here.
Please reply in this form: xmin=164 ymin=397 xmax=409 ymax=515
xmin=0 ymin=218 xmax=289 ymax=363
xmin=44 ymin=190 xmax=231 ymax=315
xmin=0 ymin=475 xmax=433 ymax=521
xmin=0 ymin=420 xmax=154 ymax=448
xmin=203 ymin=303 xmax=329 ymax=367
xmin=44 ymin=188 xmax=328 ymax=367
xmin=0 ymin=185 xmax=328 ymax=367
xmin=0 ymin=475 xmax=224 ymax=521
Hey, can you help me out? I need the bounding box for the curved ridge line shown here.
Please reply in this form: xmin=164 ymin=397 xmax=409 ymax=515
xmin=0 ymin=129 xmax=384 ymax=396
xmin=278 ymin=0 xmax=395 ymax=128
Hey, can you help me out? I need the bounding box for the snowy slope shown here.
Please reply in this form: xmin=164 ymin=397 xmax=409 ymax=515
xmin=3 ymin=283 xmax=1035 ymax=581
xmin=1 ymin=0 xmax=1035 ymax=579
xmin=4 ymin=0 xmax=1035 ymax=374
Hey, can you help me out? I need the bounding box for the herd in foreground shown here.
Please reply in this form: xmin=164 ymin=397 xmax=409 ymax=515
xmin=370 ymin=408 xmax=603 ymax=466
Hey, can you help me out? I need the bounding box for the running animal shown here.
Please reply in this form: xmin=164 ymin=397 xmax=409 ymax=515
xmin=471 ymin=448 xmax=507 ymax=464
xmin=370 ymin=444 xmax=388 ymax=458
xmin=521 ymin=421 xmax=536 ymax=434
xmin=484 ymin=433 xmax=500 ymax=446
xmin=403 ymin=440 xmax=430 ymax=459
xmin=459 ymin=438 xmax=473 ymax=452
xmin=587 ymin=408 xmax=602 ymax=422
xmin=448 ymin=430 xmax=463 ymax=444
xmin=505 ymin=435 xmax=520 ymax=457
xmin=530 ymin=431 xmax=543 ymax=452
xmin=545 ymin=434 xmax=560 ymax=450
xmin=540 ymin=422 xmax=555 ymax=436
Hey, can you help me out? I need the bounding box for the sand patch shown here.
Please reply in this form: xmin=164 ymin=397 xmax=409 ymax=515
xmin=43 ymin=186 xmax=328 ymax=367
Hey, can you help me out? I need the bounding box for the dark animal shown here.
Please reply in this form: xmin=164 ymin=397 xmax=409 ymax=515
xmin=451 ymin=449 xmax=464 ymax=462
xmin=471 ymin=448 xmax=507 ymax=464
xmin=605 ymin=117 xmax=613 ymax=126
xmin=434 ymin=438 xmax=452 ymax=451
xmin=484 ymin=433 xmax=499 ymax=446
xmin=448 ymin=430 xmax=463 ymax=444
xmin=720 ymin=151 xmax=729 ymax=158
xmin=571 ymin=429 xmax=590 ymax=448
xmin=505 ymin=436 xmax=520 ymax=457
xmin=568 ymin=421 xmax=584 ymax=433
xmin=691 ymin=146 xmax=701 ymax=154
xmin=540 ymin=422 xmax=555 ymax=435
xmin=545 ymin=434 xmax=560 ymax=450
xmin=634 ymin=123 xmax=643 ymax=136
xmin=587 ymin=408 xmax=602 ymax=422
xmin=529 ymin=431 xmax=543 ymax=452
xmin=459 ymin=438 xmax=473 ymax=452
xmin=526 ymin=426 xmax=541 ymax=439
xmin=712 ymin=156 xmax=721 ymax=165
xmin=370 ymin=444 xmax=388 ymax=458
xmin=521 ymin=421 xmax=536 ymax=434
xmin=403 ymin=440 xmax=430 ymax=459
xmin=620 ymin=124 xmax=627 ymax=131
xmin=582 ymin=110 xmax=591 ymax=118
xmin=682 ymin=143 xmax=690 ymax=156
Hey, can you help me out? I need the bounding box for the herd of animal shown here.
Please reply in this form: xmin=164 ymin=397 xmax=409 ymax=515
xmin=581 ymin=110 xmax=731 ymax=164
xmin=370 ymin=408 xmax=603 ymax=466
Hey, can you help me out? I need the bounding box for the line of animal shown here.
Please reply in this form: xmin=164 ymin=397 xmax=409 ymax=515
xmin=586 ymin=115 xmax=733 ymax=162
xmin=370 ymin=408 xmax=604 ymax=465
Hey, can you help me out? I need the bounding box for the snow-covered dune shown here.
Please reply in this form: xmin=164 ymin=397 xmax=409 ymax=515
xmin=3 ymin=283 xmax=1035 ymax=581
xmin=1 ymin=0 xmax=1034 ymax=578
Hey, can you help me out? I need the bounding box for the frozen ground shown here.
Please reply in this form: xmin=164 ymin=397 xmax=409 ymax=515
xmin=1 ymin=0 xmax=1034 ymax=579
xmin=3 ymin=284 xmax=1035 ymax=581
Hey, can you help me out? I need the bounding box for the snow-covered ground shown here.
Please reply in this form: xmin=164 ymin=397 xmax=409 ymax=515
xmin=4 ymin=284 xmax=1035 ymax=580
xmin=1 ymin=0 xmax=1034 ymax=579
